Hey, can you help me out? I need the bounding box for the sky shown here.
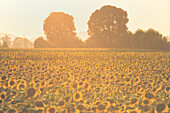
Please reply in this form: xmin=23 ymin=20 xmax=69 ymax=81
xmin=0 ymin=0 xmax=170 ymax=41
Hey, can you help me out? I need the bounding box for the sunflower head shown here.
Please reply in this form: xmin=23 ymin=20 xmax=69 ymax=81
xmin=58 ymin=100 xmax=65 ymax=107
xmin=27 ymin=87 xmax=37 ymax=98
xmin=156 ymin=103 xmax=166 ymax=113
xmin=47 ymin=106 xmax=57 ymax=113
xmin=1 ymin=75 xmax=8 ymax=81
xmin=77 ymin=104 xmax=84 ymax=111
xmin=73 ymin=91 xmax=83 ymax=101
xmin=97 ymin=104 xmax=106 ymax=111
xmin=35 ymin=101 xmax=44 ymax=108
xmin=0 ymin=91 xmax=7 ymax=100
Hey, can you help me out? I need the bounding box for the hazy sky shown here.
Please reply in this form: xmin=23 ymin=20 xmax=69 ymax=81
xmin=0 ymin=0 xmax=170 ymax=41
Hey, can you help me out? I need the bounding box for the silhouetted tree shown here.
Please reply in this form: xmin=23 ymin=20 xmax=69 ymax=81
xmin=86 ymin=5 xmax=129 ymax=48
xmin=43 ymin=12 xmax=82 ymax=48
xmin=34 ymin=37 xmax=51 ymax=48
xmin=12 ymin=37 xmax=33 ymax=48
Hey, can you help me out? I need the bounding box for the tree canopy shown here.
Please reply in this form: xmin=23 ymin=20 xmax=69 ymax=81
xmin=86 ymin=5 xmax=129 ymax=48
xmin=43 ymin=12 xmax=82 ymax=48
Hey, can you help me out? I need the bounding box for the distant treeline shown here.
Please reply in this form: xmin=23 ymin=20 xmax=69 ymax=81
xmin=0 ymin=36 xmax=33 ymax=48
xmin=1 ymin=5 xmax=169 ymax=50
xmin=34 ymin=5 xmax=169 ymax=50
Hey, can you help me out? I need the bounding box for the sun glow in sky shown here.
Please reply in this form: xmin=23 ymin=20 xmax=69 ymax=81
xmin=0 ymin=0 xmax=170 ymax=41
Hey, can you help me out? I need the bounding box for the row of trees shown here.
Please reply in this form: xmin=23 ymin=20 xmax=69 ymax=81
xmin=0 ymin=35 xmax=33 ymax=48
xmin=34 ymin=5 xmax=170 ymax=50
xmin=1 ymin=5 xmax=168 ymax=50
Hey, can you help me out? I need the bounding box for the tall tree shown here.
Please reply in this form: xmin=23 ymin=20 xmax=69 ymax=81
xmin=86 ymin=5 xmax=129 ymax=48
xmin=43 ymin=12 xmax=82 ymax=48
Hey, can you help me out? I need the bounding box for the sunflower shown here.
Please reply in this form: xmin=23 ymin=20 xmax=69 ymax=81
xmin=84 ymin=83 xmax=90 ymax=91
xmin=58 ymin=100 xmax=65 ymax=109
xmin=7 ymin=108 xmax=18 ymax=113
xmin=0 ymin=91 xmax=7 ymax=100
xmin=75 ymin=109 xmax=80 ymax=113
xmin=103 ymin=101 xmax=111 ymax=110
xmin=155 ymin=103 xmax=169 ymax=113
xmin=48 ymin=79 xmax=55 ymax=87
xmin=35 ymin=109 xmax=44 ymax=113
xmin=133 ymin=107 xmax=141 ymax=113
xmin=64 ymin=96 xmax=70 ymax=102
xmin=73 ymin=91 xmax=83 ymax=101
xmin=94 ymin=87 xmax=101 ymax=93
xmin=144 ymin=92 xmax=155 ymax=104
xmin=1 ymin=75 xmax=8 ymax=81
xmin=0 ymin=109 xmax=4 ymax=113
xmin=78 ymin=81 xmax=84 ymax=88
xmin=129 ymin=111 xmax=137 ymax=113
xmin=97 ymin=104 xmax=107 ymax=112
xmin=47 ymin=106 xmax=57 ymax=113
xmin=17 ymin=81 xmax=26 ymax=91
xmin=15 ymin=103 xmax=27 ymax=112
xmin=134 ymin=76 xmax=140 ymax=84
xmin=26 ymin=87 xmax=37 ymax=98
xmin=72 ymin=82 xmax=78 ymax=90
xmin=0 ymin=99 xmax=4 ymax=105
xmin=165 ymin=86 xmax=170 ymax=93
xmin=35 ymin=101 xmax=44 ymax=109
xmin=29 ymin=81 xmax=36 ymax=87
xmin=143 ymin=99 xmax=149 ymax=105
xmin=40 ymin=81 xmax=47 ymax=87
xmin=38 ymin=86 xmax=45 ymax=95
xmin=142 ymin=105 xmax=153 ymax=113
xmin=125 ymin=77 xmax=131 ymax=84
xmin=130 ymin=98 xmax=139 ymax=107
xmin=10 ymin=99 xmax=19 ymax=105
xmin=81 ymin=77 xmax=87 ymax=82
xmin=109 ymin=75 xmax=115 ymax=81
xmin=77 ymin=104 xmax=85 ymax=111
xmin=106 ymin=98 xmax=116 ymax=107
xmin=152 ymin=87 xmax=158 ymax=93
xmin=10 ymin=90 xmax=18 ymax=97
xmin=2 ymin=81 xmax=9 ymax=89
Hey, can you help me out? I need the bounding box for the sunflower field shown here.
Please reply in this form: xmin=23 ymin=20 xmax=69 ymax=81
xmin=0 ymin=49 xmax=169 ymax=113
